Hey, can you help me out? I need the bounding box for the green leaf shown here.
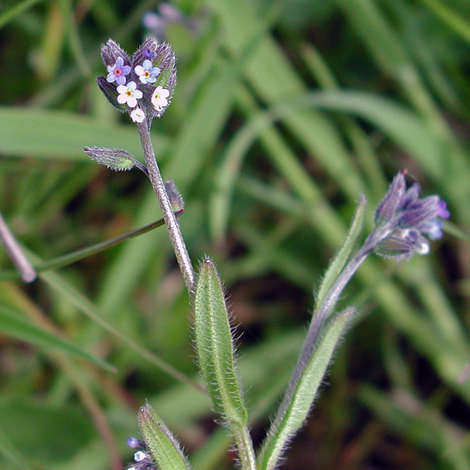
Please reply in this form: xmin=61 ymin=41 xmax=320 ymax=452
xmin=193 ymin=259 xmax=247 ymax=425
xmin=419 ymin=0 xmax=470 ymax=46
xmin=315 ymin=195 xmax=367 ymax=309
xmin=299 ymin=91 xmax=445 ymax=176
xmin=206 ymin=0 xmax=366 ymax=201
xmin=0 ymin=106 xmax=169 ymax=161
xmin=0 ymin=0 xmax=42 ymax=29
xmin=0 ymin=398 xmax=94 ymax=466
xmin=0 ymin=304 xmax=115 ymax=372
xmin=138 ymin=405 xmax=191 ymax=470
xmin=0 ymin=424 xmax=33 ymax=470
xmin=257 ymin=309 xmax=352 ymax=470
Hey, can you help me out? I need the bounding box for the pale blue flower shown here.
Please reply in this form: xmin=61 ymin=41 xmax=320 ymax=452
xmin=106 ymin=56 xmax=131 ymax=85
xmin=134 ymin=59 xmax=161 ymax=84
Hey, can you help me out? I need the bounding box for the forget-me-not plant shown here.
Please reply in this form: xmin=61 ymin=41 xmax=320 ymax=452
xmin=85 ymin=38 xmax=450 ymax=470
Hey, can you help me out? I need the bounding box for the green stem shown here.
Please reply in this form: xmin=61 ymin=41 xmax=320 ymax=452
xmin=233 ymin=424 xmax=257 ymax=470
xmin=0 ymin=216 xmax=178 ymax=281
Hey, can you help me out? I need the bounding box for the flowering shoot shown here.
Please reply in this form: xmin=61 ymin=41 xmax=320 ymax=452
xmin=98 ymin=38 xmax=177 ymax=124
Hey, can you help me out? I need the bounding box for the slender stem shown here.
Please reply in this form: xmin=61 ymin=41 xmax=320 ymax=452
xmin=38 ymin=215 xmax=179 ymax=272
xmin=299 ymin=244 xmax=371 ymax=366
xmin=233 ymin=424 xmax=257 ymax=470
xmin=137 ymin=122 xmax=195 ymax=296
xmin=284 ymin=232 xmax=379 ymax=405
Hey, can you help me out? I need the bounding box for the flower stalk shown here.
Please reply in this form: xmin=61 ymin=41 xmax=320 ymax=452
xmin=259 ymin=173 xmax=450 ymax=469
xmin=301 ymin=170 xmax=450 ymax=387
xmin=136 ymin=121 xmax=195 ymax=294
xmin=92 ymin=38 xmax=194 ymax=295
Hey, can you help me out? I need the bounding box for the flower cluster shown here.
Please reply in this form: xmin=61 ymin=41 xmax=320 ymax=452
xmin=97 ymin=39 xmax=176 ymax=124
xmin=126 ymin=437 xmax=156 ymax=470
xmin=372 ymin=171 xmax=450 ymax=260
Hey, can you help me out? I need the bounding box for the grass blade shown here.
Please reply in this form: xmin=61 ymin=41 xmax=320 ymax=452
xmin=0 ymin=303 xmax=115 ymax=372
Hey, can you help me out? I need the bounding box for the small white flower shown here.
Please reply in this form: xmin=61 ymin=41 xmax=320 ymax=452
xmin=130 ymin=108 xmax=146 ymax=123
xmin=151 ymin=86 xmax=170 ymax=112
xmin=134 ymin=451 xmax=147 ymax=462
xmin=116 ymin=81 xmax=143 ymax=108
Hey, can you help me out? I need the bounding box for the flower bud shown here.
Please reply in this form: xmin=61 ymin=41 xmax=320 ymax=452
xmin=165 ymin=180 xmax=185 ymax=212
xmin=84 ymin=147 xmax=138 ymax=172
xmin=371 ymin=171 xmax=450 ymax=260
xmin=374 ymin=171 xmax=406 ymax=227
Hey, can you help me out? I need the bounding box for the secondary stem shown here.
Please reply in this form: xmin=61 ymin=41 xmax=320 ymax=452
xmin=288 ymin=226 xmax=385 ymax=396
xmin=234 ymin=424 xmax=257 ymax=470
xmin=137 ymin=122 xmax=195 ymax=296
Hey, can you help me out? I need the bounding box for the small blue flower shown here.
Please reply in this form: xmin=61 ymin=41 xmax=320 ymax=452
xmin=106 ymin=56 xmax=131 ymax=85
xmin=373 ymin=171 xmax=450 ymax=260
xmin=134 ymin=59 xmax=161 ymax=84
xmin=127 ymin=437 xmax=146 ymax=450
xmin=126 ymin=437 xmax=156 ymax=470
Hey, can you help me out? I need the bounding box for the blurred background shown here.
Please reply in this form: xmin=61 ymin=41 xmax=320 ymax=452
xmin=0 ymin=0 xmax=469 ymax=469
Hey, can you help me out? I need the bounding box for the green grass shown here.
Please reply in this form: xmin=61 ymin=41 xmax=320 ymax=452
xmin=0 ymin=0 xmax=469 ymax=469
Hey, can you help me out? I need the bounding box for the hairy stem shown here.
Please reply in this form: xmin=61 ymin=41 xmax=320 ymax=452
xmin=137 ymin=122 xmax=195 ymax=295
xmin=285 ymin=228 xmax=384 ymax=405
xmin=233 ymin=424 xmax=257 ymax=470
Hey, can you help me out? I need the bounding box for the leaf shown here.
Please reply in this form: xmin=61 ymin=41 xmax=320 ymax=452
xmin=257 ymin=309 xmax=352 ymax=470
xmin=0 ymin=0 xmax=41 ymax=29
xmin=193 ymin=258 xmax=247 ymax=425
xmin=0 ymin=424 xmax=33 ymax=470
xmin=300 ymin=91 xmax=445 ymax=176
xmin=138 ymin=405 xmax=191 ymax=470
xmin=0 ymin=107 xmax=170 ymax=161
xmin=0 ymin=398 xmax=94 ymax=466
xmin=0 ymin=303 xmax=115 ymax=372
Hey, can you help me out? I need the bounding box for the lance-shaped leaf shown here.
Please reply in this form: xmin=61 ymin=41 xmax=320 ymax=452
xmin=193 ymin=258 xmax=247 ymax=425
xmin=194 ymin=259 xmax=256 ymax=469
xmin=138 ymin=404 xmax=191 ymax=470
xmin=257 ymin=309 xmax=353 ymax=470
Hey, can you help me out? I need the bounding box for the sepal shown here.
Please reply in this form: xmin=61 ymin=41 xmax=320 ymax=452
xmin=84 ymin=147 xmax=143 ymax=172
xmin=96 ymin=76 xmax=127 ymax=111
xmin=100 ymin=38 xmax=131 ymax=69
xmin=373 ymin=236 xmax=416 ymax=259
